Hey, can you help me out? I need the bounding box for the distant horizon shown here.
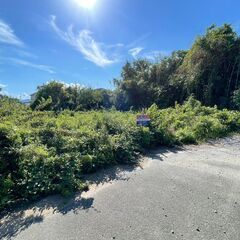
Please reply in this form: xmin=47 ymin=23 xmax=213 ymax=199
xmin=1 ymin=0 xmax=240 ymax=98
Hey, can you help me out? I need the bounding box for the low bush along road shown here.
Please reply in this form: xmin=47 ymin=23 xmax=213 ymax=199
xmin=1 ymin=135 xmax=240 ymax=240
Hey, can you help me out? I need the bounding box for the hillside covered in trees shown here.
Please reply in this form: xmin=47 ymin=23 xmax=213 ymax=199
xmin=30 ymin=24 xmax=240 ymax=111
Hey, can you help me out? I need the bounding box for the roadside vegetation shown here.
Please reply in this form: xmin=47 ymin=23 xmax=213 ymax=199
xmin=1 ymin=23 xmax=240 ymax=210
xmin=1 ymin=95 xmax=240 ymax=210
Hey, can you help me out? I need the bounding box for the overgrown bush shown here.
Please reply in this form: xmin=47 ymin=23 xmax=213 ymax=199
xmin=1 ymin=97 xmax=240 ymax=210
xmin=147 ymin=97 xmax=240 ymax=145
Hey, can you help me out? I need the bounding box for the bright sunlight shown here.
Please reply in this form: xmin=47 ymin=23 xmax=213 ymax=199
xmin=74 ymin=0 xmax=97 ymax=9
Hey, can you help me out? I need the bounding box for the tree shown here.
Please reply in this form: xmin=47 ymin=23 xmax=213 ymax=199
xmin=179 ymin=24 xmax=240 ymax=108
xmin=233 ymin=89 xmax=240 ymax=109
xmin=114 ymin=60 xmax=156 ymax=110
xmin=32 ymin=24 xmax=240 ymax=112
xmin=114 ymin=52 xmax=187 ymax=110
xmin=31 ymin=81 xmax=69 ymax=111
xmin=31 ymin=81 xmax=114 ymax=111
xmin=151 ymin=50 xmax=188 ymax=107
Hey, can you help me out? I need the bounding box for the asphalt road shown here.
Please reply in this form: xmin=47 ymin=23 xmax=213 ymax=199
xmin=1 ymin=136 xmax=240 ymax=240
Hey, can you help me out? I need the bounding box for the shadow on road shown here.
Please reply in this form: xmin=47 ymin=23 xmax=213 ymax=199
xmin=0 ymin=213 xmax=43 ymax=240
xmin=0 ymin=194 xmax=96 ymax=240
xmin=0 ymin=164 xmax=136 ymax=240
xmin=147 ymin=146 xmax=186 ymax=161
xmin=0 ymin=146 xmax=186 ymax=240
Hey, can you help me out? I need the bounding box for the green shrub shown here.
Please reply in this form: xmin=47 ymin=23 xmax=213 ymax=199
xmin=18 ymin=144 xmax=54 ymax=198
xmin=80 ymin=155 xmax=95 ymax=173
xmin=175 ymin=128 xmax=197 ymax=144
xmin=1 ymin=97 xmax=240 ymax=209
xmin=0 ymin=177 xmax=14 ymax=207
xmin=0 ymin=124 xmax=22 ymax=173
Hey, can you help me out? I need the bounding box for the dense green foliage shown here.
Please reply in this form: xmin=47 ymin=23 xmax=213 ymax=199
xmin=2 ymin=23 xmax=240 ymax=210
xmin=1 ymin=96 xmax=240 ymax=210
xmin=31 ymin=81 xmax=114 ymax=111
xmin=233 ymin=89 xmax=240 ymax=109
xmin=114 ymin=50 xmax=188 ymax=110
xmin=30 ymin=24 xmax=240 ymax=112
xmin=115 ymin=24 xmax=240 ymax=110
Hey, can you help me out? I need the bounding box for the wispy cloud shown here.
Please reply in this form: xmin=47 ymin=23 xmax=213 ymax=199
xmin=15 ymin=49 xmax=37 ymax=59
xmin=17 ymin=92 xmax=31 ymax=100
xmin=47 ymin=79 xmax=84 ymax=89
xmin=128 ymin=48 xmax=170 ymax=61
xmin=143 ymin=50 xmax=170 ymax=60
xmin=129 ymin=47 xmax=144 ymax=59
xmin=0 ymin=19 xmax=24 ymax=47
xmin=106 ymin=43 xmax=124 ymax=49
xmin=0 ymin=83 xmax=7 ymax=88
xmin=6 ymin=58 xmax=55 ymax=74
xmin=1 ymin=47 xmax=38 ymax=60
xmin=50 ymin=15 xmax=118 ymax=67
xmin=0 ymin=83 xmax=8 ymax=95
xmin=127 ymin=33 xmax=151 ymax=49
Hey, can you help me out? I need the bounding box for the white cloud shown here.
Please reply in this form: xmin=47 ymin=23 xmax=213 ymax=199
xmin=0 ymin=83 xmax=7 ymax=88
xmin=128 ymin=48 xmax=169 ymax=61
xmin=15 ymin=49 xmax=37 ymax=59
xmin=129 ymin=47 xmax=144 ymax=59
xmin=65 ymin=82 xmax=84 ymax=88
xmin=7 ymin=58 xmax=55 ymax=74
xmin=50 ymin=15 xmax=117 ymax=67
xmin=17 ymin=92 xmax=31 ymax=100
xmin=0 ymin=83 xmax=8 ymax=95
xmin=127 ymin=33 xmax=151 ymax=49
xmin=47 ymin=79 xmax=84 ymax=89
xmin=106 ymin=43 xmax=124 ymax=49
xmin=0 ymin=19 xmax=24 ymax=47
xmin=143 ymin=50 xmax=170 ymax=61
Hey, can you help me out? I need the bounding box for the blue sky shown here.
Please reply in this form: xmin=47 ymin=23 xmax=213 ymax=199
xmin=0 ymin=0 xmax=240 ymax=98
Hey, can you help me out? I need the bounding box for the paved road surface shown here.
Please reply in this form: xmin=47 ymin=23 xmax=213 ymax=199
xmin=1 ymin=136 xmax=240 ymax=240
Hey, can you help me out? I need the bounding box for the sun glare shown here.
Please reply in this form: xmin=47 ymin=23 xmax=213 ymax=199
xmin=75 ymin=0 xmax=97 ymax=9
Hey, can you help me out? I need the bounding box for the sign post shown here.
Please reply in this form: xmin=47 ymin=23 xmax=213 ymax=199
xmin=136 ymin=114 xmax=151 ymax=126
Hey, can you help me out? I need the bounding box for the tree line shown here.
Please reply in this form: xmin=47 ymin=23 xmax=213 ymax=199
xmin=30 ymin=24 xmax=240 ymax=111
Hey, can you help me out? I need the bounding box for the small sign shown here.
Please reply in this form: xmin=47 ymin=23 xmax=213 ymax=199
xmin=136 ymin=114 xmax=151 ymax=126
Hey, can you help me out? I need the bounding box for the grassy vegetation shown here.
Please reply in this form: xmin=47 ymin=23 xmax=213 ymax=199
xmin=1 ymin=96 xmax=240 ymax=210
